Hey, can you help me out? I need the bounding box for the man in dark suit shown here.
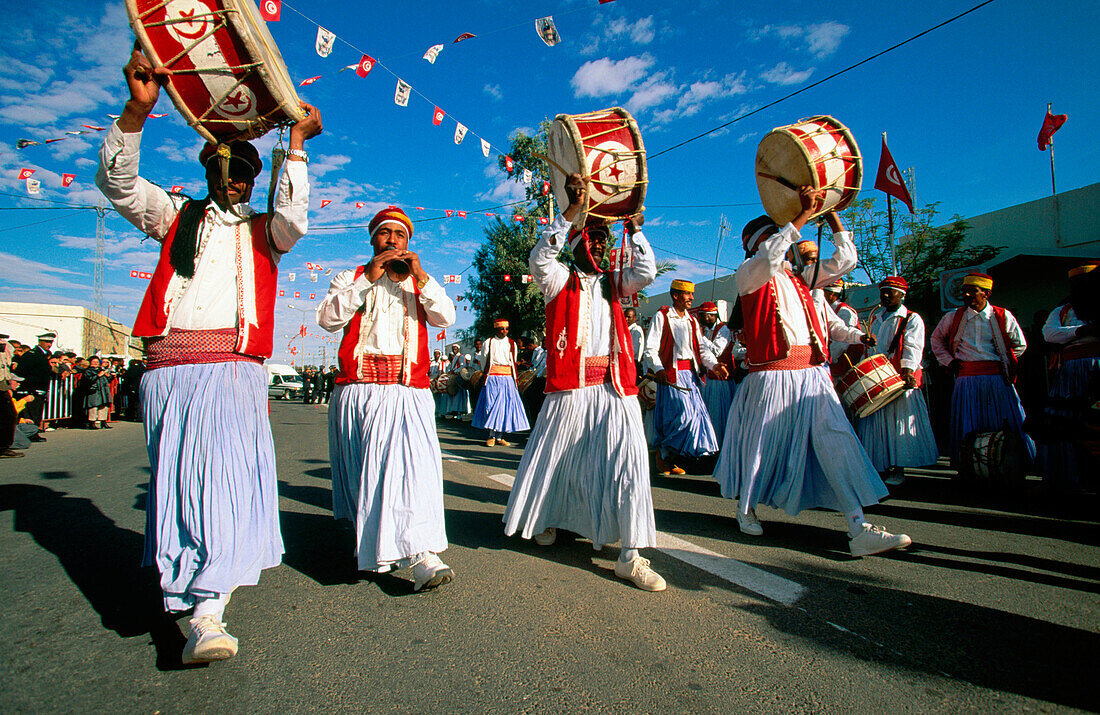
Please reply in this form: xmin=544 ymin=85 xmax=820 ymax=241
xmin=13 ymin=332 xmax=55 ymax=428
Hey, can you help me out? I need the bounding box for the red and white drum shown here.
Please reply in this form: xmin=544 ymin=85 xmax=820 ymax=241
xmin=960 ymin=430 xmax=1026 ymax=485
xmin=547 ymin=107 xmax=647 ymax=228
xmin=834 ymin=354 xmax=905 ymax=419
xmin=755 ymin=115 xmax=862 ymax=225
xmin=637 ymin=376 xmax=658 ymax=410
xmin=126 ymin=0 xmax=306 ymax=144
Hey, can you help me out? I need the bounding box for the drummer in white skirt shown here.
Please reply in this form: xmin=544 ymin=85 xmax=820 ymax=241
xmin=856 ymin=277 xmax=940 ymax=484
xmin=317 ymin=206 xmax=457 ymax=591
xmin=698 ymin=301 xmax=737 ymax=444
xmin=504 ymin=174 xmax=665 ymax=591
xmin=712 ymin=187 xmax=911 ymax=557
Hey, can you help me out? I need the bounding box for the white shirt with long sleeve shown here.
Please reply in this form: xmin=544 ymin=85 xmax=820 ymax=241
xmin=825 ymin=298 xmax=860 ymax=362
xmin=701 ymin=323 xmax=730 ymax=358
xmin=96 ymin=121 xmax=309 ymax=331
xmin=628 ymin=322 xmax=645 ymax=361
xmin=530 ymin=214 xmax=657 ymax=359
xmin=530 ymin=346 xmax=547 ymax=377
xmin=930 ymin=303 xmax=1026 ymax=366
xmin=316 ymin=270 xmax=455 ymax=354
xmin=819 ymin=297 xmax=865 ymax=346
xmin=867 ymin=305 xmax=925 ymax=372
xmin=643 ymin=308 xmax=718 ymax=374
xmin=735 ymin=223 xmax=858 ymax=352
xmin=1042 ymin=304 xmax=1085 ymax=345
xmin=481 ymin=336 xmax=516 ymax=368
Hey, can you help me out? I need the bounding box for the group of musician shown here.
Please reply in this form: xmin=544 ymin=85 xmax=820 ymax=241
xmin=100 ymin=49 xmax=1098 ymax=667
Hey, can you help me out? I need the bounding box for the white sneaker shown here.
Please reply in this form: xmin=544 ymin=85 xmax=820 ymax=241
xmin=849 ymin=523 xmax=912 ymax=557
xmin=181 ymin=615 xmax=238 ymax=664
xmin=533 ymin=527 xmax=557 ymax=546
xmin=43 ymin=427 xmax=56 ymax=432
xmin=736 ymin=508 xmax=764 ymax=536
xmin=412 ymin=553 xmax=454 ymax=591
xmin=614 ymin=556 xmax=667 ymax=592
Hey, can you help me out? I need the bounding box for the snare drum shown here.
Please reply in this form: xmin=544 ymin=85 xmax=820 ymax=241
xmin=547 ymin=107 xmax=647 ymax=228
xmin=433 ymin=373 xmax=450 ymax=394
xmin=834 ymin=354 xmax=905 ymax=419
xmin=516 ymin=369 xmax=536 ymax=394
xmin=637 ymin=376 xmax=658 ymax=410
xmin=959 ymin=430 xmax=1026 ymax=485
xmin=755 ymin=115 xmax=862 ymax=225
xmin=127 ymin=0 xmax=306 ymax=143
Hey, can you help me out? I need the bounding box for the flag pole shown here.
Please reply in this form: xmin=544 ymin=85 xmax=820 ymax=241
xmin=1048 ymin=102 xmax=1062 ymax=246
xmin=883 ymin=132 xmax=898 ymax=276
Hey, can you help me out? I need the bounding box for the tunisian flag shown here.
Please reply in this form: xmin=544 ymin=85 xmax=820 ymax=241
xmin=259 ymin=0 xmax=280 ymax=21
xmin=1037 ymin=109 xmax=1067 ymax=150
xmin=436 ymin=329 xmax=446 ymax=341
xmin=873 ymin=137 xmax=914 ymax=214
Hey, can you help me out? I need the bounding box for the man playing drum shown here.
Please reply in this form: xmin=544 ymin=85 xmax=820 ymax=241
xmin=930 ymin=272 xmax=1033 ymax=467
xmin=856 ymin=277 xmax=939 ymax=485
xmin=504 ymin=174 xmax=665 ymax=591
xmin=96 ymin=49 xmax=322 ymax=663
xmin=429 ymin=348 xmax=448 ymax=416
xmin=472 ymin=320 xmax=530 ymax=446
xmin=712 ymin=187 xmax=911 ymax=557
xmin=317 ymin=206 xmax=457 ymax=592
xmin=697 ymin=302 xmax=737 ymax=444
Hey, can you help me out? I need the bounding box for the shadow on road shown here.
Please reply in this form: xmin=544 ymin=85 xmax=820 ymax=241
xmin=872 ymin=501 xmax=1100 ymax=547
xmin=0 ymin=484 xmax=189 ymax=671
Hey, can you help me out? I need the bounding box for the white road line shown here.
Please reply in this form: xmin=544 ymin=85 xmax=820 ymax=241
xmin=480 ymin=473 xmax=805 ymax=605
xmin=441 ymin=451 xmax=466 ymax=462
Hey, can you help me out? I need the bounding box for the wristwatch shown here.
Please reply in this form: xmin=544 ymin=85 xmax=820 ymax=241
xmin=287 ymin=149 xmax=309 ymax=164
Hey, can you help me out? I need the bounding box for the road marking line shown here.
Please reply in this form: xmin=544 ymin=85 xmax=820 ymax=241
xmin=481 ymin=472 xmax=805 ymax=604
xmin=441 ymin=451 xmax=466 ymax=462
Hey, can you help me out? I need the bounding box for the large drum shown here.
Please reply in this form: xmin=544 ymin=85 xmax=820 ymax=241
xmin=547 ymin=107 xmax=647 ymax=228
xmin=834 ymin=354 xmax=905 ymax=419
xmin=959 ymin=429 xmax=1027 ymax=485
xmin=755 ymin=115 xmax=862 ymax=225
xmin=126 ymin=0 xmax=307 ymax=144
xmin=637 ymin=376 xmax=658 ymax=410
xmin=516 ymin=369 xmax=536 ymax=394
xmin=433 ymin=373 xmax=450 ymax=395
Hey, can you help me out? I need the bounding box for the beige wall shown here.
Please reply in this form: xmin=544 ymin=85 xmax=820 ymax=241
xmin=0 ymin=302 xmax=139 ymax=358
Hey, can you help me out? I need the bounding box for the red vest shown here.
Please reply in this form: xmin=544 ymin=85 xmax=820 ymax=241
xmin=740 ymin=270 xmax=828 ymax=367
xmin=657 ymin=306 xmax=707 ymax=378
xmin=544 ymin=271 xmax=637 ymax=396
xmin=943 ymin=304 xmax=1019 ymax=376
xmin=335 ymin=265 xmax=431 ymax=388
xmin=133 ymin=207 xmax=277 ymax=359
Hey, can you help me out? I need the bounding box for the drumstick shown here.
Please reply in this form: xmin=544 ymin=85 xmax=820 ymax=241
xmin=756 ymin=172 xmax=799 ymax=192
xmin=533 ymin=152 xmax=572 ymax=178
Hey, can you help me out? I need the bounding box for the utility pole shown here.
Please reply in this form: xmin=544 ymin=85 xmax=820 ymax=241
xmin=93 ymin=198 xmax=107 ymax=354
xmin=710 ymin=215 xmax=729 ymax=301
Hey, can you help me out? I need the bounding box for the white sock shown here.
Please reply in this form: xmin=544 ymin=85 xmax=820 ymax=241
xmin=619 ymin=548 xmax=640 ymax=563
xmin=193 ymin=592 xmax=230 ymax=620
xmin=845 ymin=509 xmax=868 ymax=538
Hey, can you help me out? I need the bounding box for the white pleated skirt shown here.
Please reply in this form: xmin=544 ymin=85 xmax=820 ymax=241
xmin=504 ymin=383 xmax=656 ymax=550
xmin=855 ymin=387 xmax=940 ymax=470
xmin=328 ymin=383 xmax=448 ymax=571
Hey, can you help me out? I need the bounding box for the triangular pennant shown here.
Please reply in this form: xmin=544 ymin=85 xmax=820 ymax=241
xmin=480 ymin=138 xmax=490 ymax=158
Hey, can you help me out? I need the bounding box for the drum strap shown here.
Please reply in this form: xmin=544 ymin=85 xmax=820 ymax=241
xmin=887 ymin=313 xmax=910 ymax=358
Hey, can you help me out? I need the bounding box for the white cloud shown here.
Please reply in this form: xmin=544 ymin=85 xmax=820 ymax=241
xmin=606 ymin=16 xmax=656 ymax=45
xmin=760 ymin=62 xmax=814 ymax=86
xmin=483 ymin=83 xmax=503 ymax=100
xmin=649 ymin=72 xmax=750 ymax=125
xmin=751 ymin=22 xmax=850 ymax=59
xmin=0 ymin=250 xmax=86 ymax=290
xmin=625 ymin=74 xmax=678 ymax=113
xmin=309 ymin=154 xmax=352 ymax=178
xmin=571 ymin=55 xmax=655 ymax=97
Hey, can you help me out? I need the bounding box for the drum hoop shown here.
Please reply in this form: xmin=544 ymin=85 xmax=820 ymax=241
xmin=127 ymin=0 xmax=304 ymax=144
xmin=555 ymin=107 xmax=647 ymax=227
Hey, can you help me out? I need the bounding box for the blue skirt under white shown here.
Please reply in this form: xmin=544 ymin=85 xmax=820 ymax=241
xmin=855 ymin=387 xmax=940 ymax=471
xmin=701 ymin=378 xmax=735 ymax=444
xmin=472 ymin=374 xmax=530 ymax=434
xmin=1038 ymin=357 xmax=1099 ymax=484
xmin=653 ymin=368 xmax=719 ymax=458
xmin=329 ymin=383 xmax=448 ymax=571
xmin=504 ymin=383 xmax=656 ymax=550
xmin=141 ymin=361 xmax=284 ymax=612
xmin=713 ymin=365 xmax=889 ymax=516
xmin=438 ymin=387 xmax=470 ymax=415
xmin=949 ymin=374 xmax=1036 ymax=466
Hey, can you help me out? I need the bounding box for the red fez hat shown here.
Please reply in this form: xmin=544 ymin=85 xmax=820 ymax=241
xmin=742 ymin=215 xmax=777 ymax=252
xmin=493 ymin=318 xmax=509 ymax=328
xmin=879 ymin=276 xmax=908 ymax=293
xmin=699 ymin=301 xmax=719 ymax=313
xmin=369 ymin=206 xmax=414 ymax=239
xmin=199 ymin=141 xmax=262 ymax=177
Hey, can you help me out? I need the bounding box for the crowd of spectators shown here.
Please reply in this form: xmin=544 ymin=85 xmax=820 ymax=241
xmin=1 ymin=330 xmax=146 ymax=458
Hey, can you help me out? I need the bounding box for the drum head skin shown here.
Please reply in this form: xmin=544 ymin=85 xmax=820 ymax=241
xmin=547 ymin=107 xmax=647 ymax=228
xmin=755 ymin=115 xmax=862 ymax=225
xmin=835 ymin=354 xmax=905 ymax=418
xmin=127 ymin=0 xmax=306 ymax=144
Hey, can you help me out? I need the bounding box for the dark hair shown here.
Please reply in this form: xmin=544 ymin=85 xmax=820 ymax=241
xmin=169 ymin=198 xmax=211 ymax=279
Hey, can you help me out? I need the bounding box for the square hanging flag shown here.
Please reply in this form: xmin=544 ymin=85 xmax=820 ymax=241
xmin=1038 ymin=108 xmax=1067 ymax=150
xmin=288 ymin=272 xmax=296 ymax=282
xmin=279 ymin=290 xmax=285 ymax=297
xmin=259 ymin=0 xmax=280 ymax=21
xmin=294 ymin=291 xmax=300 ymax=298
xmin=522 ymin=168 xmax=532 ymax=185
xmin=17 ymin=168 xmax=34 ymax=180
xmin=309 ymin=293 xmax=316 ymax=300
xmin=423 ymin=44 xmax=444 ymax=63
xmin=356 ymin=55 xmax=375 ymax=78
xmin=453 ymin=33 xmax=475 ymax=43
xmin=310 ymin=273 xmax=317 ymax=282
xmin=306 ymin=262 xmax=315 ymax=270
xmin=535 ymin=17 xmax=561 ymax=46
xmin=522 ymin=274 xmax=532 ymax=284
xmin=316 ymin=27 xmax=335 ymax=57
xmin=454 ymin=122 xmax=467 ymax=145
xmin=433 ymin=106 xmax=445 ymax=126
xmin=542 ymin=180 xmax=550 ymax=195
xmin=480 ymin=139 xmax=490 ymax=158
xmin=61 ymin=174 xmax=75 ymax=187
xmin=503 ymin=275 xmax=512 ymax=282
xmin=513 ymin=214 xmax=524 ymax=223
xmin=457 ymin=211 xmax=467 ymax=218
xmin=130 ymin=270 xmax=138 ymax=278
xmin=395 ymin=80 xmax=411 ymax=107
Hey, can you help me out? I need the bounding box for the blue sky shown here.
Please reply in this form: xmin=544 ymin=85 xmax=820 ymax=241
xmin=0 ymin=0 xmax=1096 ymax=364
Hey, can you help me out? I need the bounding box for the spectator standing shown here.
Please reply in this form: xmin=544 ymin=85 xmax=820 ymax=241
xmin=313 ymin=368 xmax=325 ymax=405
xmin=13 ymin=332 xmax=55 ymax=429
xmin=302 ymin=367 xmax=314 ymax=404
xmin=324 ymin=365 xmax=337 ymax=403
xmin=82 ymin=356 xmax=113 ymax=429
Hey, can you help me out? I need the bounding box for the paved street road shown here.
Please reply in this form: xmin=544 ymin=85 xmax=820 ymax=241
xmin=1 ymin=402 xmax=1097 ymax=713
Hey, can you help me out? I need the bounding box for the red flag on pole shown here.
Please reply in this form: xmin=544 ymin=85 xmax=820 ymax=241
xmin=259 ymin=0 xmax=281 ymax=21
xmin=436 ymin=329 xmax=446 ymax=341
xmin=299 ymin=325 xmax=308 ymax=337
xmin=355 ymin=55 xmax=375 ymax=78
xmin=1037 ymin=109 xmax=1067 ymax=151
xmin=873 ymin=137 xmax=914 ymax=214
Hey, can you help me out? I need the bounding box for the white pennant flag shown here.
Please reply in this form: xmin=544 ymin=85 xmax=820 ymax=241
xmin=523 ymin=169 xmax=533 ymax=185
xmin=423 ymin=44 xmax=444 ymax=64
xmin=26 ymin=178 xmax=40 ymax=195
xmin=480 ymin=138 xmax=490 ymax=158
xmin=315 ymin=27 xmax=336 ymax=57
xmin=310 ymin=272 xmax=318 ymax=283
xmin=288 ymin=272 xmax=296 ymax=282
xmin=394 ymin=79 xmax=411 ymax=107
xmin=454 ymin=122 xmax=467 ymax=145
xmin=536 ymin=17 xmax=561 ymax=47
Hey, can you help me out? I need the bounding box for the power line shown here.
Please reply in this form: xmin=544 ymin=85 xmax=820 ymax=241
xmin=649 ymin=0 xmax=1000 ymax=160
xmin=0 ymin=210 xmax=91 ymax=234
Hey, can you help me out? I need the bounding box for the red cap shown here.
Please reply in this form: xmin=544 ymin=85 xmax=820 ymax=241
xmin=879 ymin=276 xmax=908 ymax=292
xmin=369 ymin=206 xmax=414 ymax=239
xmin=699 ymin=301 xmax=719 ymax=313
